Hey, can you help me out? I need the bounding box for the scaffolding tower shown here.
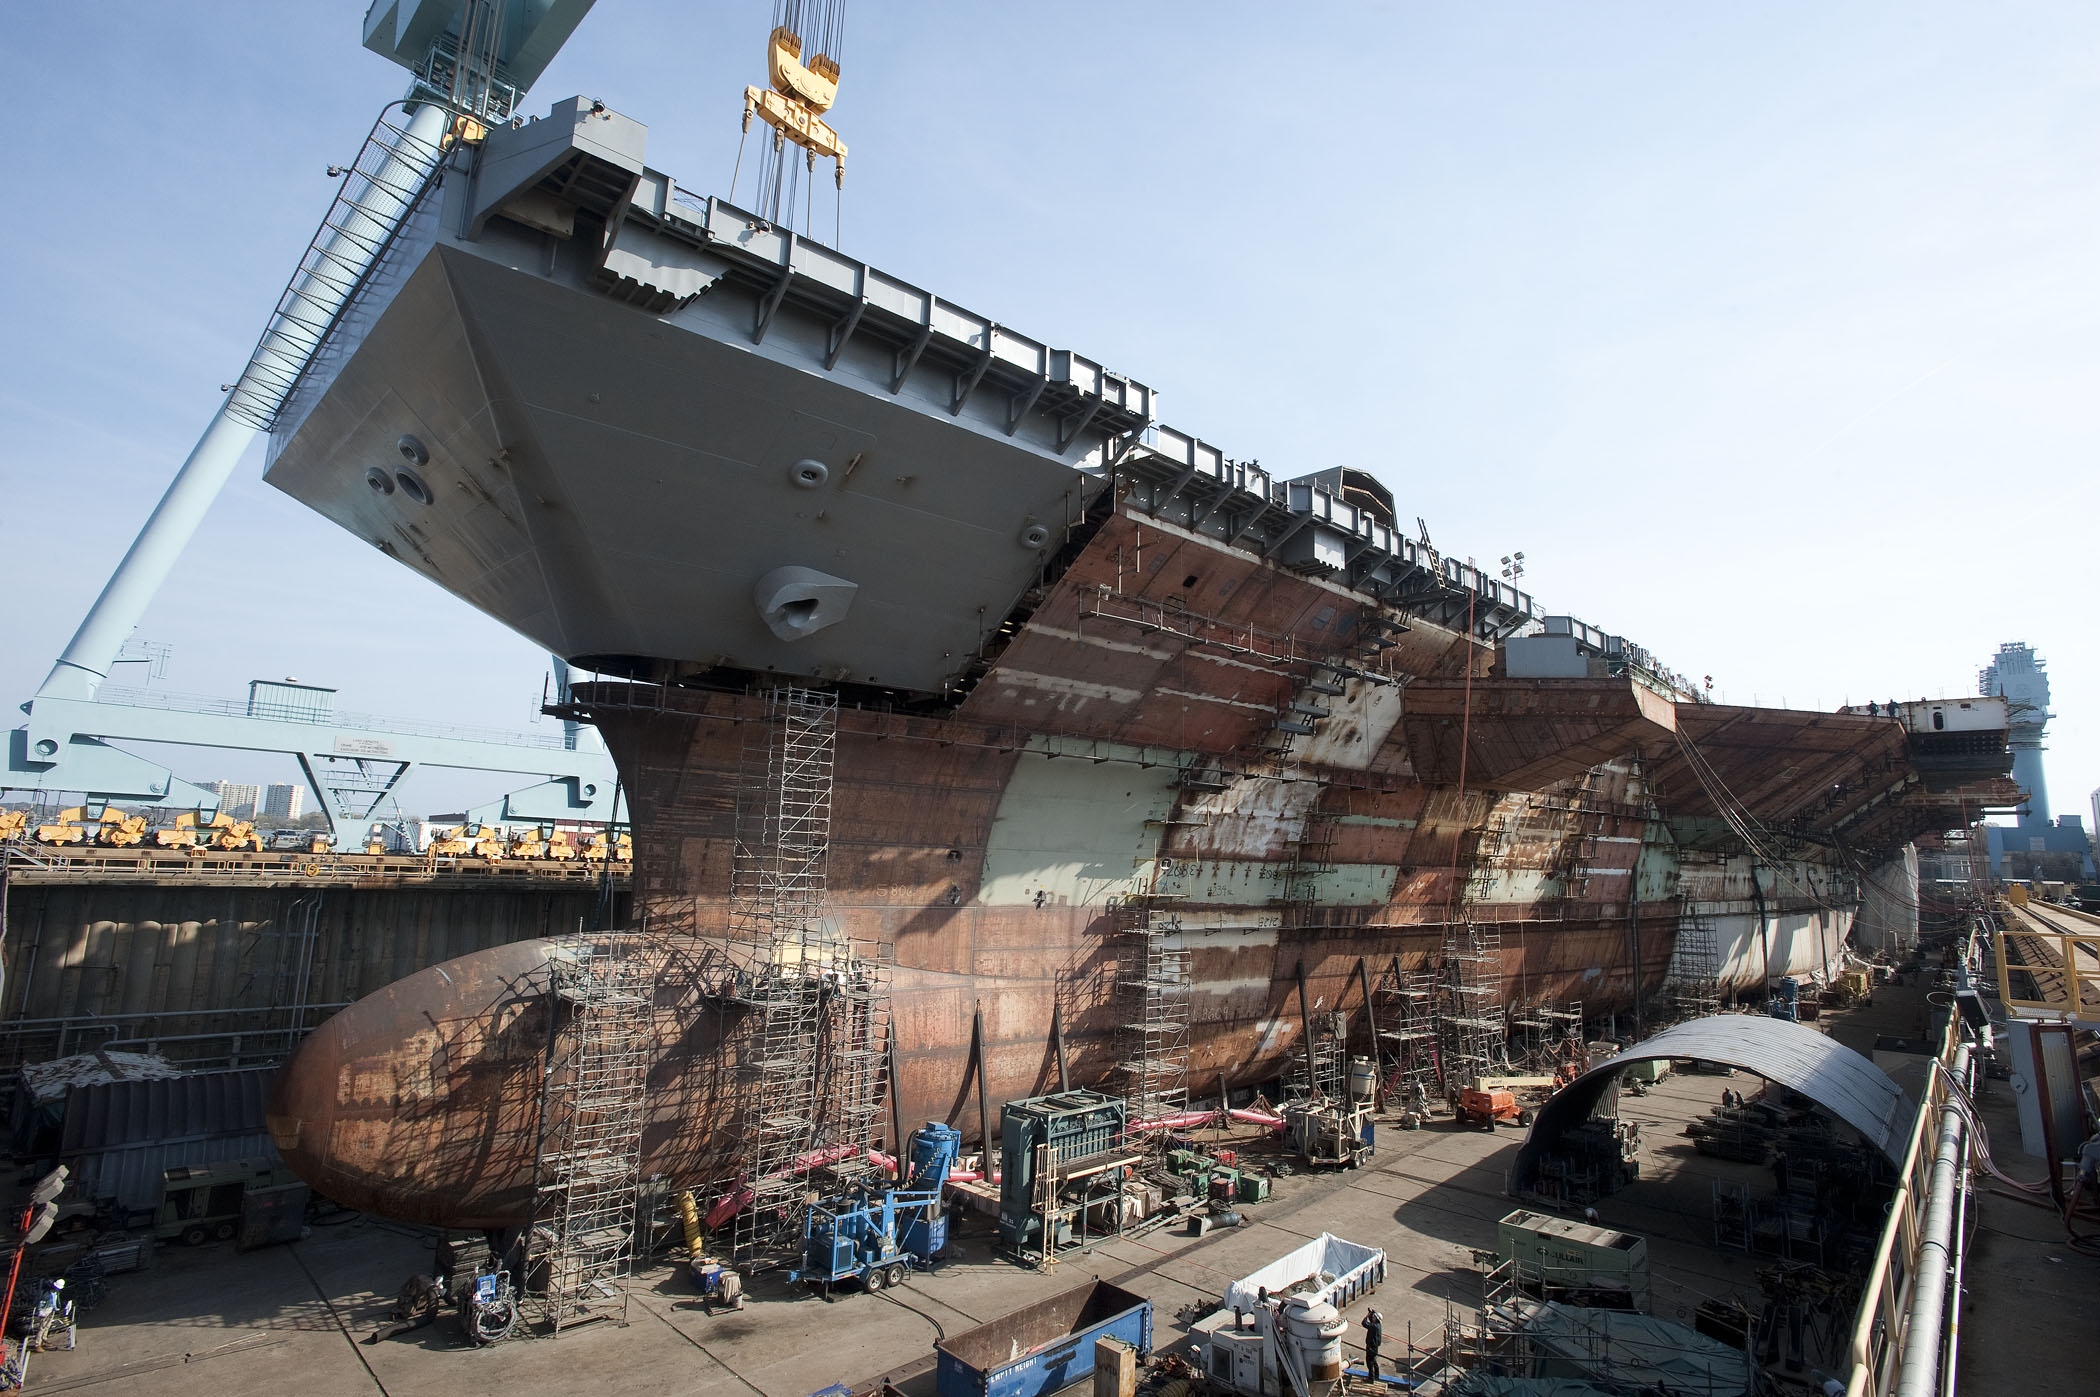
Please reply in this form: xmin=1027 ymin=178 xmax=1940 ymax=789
xmin=1665 ymin=909 xmax=1723 ymax=1023
xmin=532 ymin=930 xmax=655 ymax=1332
xmin=727 ymin=687 xmax=894 ymax=1263
xmin=1111 ymin=900 xmax=1192 ymax=1124
xmin=1508 ymin=1000 xmax=1586 ymax=1076
xmin=1371 ymin=963 xmax=1441 ymax=1109
xmin=1438 ymin=920 xmax=1507 ymax=1093
xmin=1286 ymin=1007 xmax=1349 ymax=1101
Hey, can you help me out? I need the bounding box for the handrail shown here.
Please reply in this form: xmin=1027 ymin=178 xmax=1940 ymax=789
xmin=224 ymin=100 xmax=452 ymax=432
xmin=93 ymin=683 xmax=571 ymax=751
xmin=1843 ymin=986 xmax=1964 ymax=1396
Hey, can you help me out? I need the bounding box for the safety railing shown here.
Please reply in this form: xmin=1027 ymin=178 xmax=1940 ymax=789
xmin=224 ymin=101 xmax=451 ymax=432
xmin=1842 ymin=1008 xmax=1961 ymax=1396
xmin=92 ymin=684 xmax=571 ymax=750
xmin=0 ymin=846 xmax=629 ymax=885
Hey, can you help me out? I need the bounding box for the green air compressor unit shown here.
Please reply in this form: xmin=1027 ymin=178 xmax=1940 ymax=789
xmin=1496 ymin=1209 xmax=1651 ymax=1311
xmin=998 ymin=1090 xmax=1126 ymax=1252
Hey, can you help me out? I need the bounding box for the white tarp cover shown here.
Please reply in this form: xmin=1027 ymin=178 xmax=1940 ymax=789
xmin=1519 ymin=1301 xmax=1751 ymax=1396
xmin=19 ymin=1051 xmax=177 ymax=1105
xmin=1222 ymin=1232 xmax=1385 ymax=1316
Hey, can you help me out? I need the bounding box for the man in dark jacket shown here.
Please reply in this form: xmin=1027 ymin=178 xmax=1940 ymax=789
xmin=1363 ymin=1307 xmax=1383 ymax=1381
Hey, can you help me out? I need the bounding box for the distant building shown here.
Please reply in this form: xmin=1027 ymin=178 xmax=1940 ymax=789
xmin=1978 ymin=643 xmax=2092 ymax=879
xmin=262 ymin=784 xmax=303 ymax=820
xmin=207 ymin=782 xmax=261 ymax=820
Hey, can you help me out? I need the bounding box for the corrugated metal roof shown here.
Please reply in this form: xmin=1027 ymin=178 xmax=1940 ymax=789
xmin=58 ymin=1067 xmax=280 ymax=1211
xmin=1513 ymin=1014 xmax=1914 ymax=1189
xmin=59 ymin=1067 xmax=272 ymax=1154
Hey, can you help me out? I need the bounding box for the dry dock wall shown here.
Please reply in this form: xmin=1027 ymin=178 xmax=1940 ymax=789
xmin=0 ymin=872 xmax=624 ymax=1073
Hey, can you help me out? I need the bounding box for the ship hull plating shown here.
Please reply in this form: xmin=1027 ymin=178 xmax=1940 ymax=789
xmin=268 ymin=695 xmax=1858 ymax=1227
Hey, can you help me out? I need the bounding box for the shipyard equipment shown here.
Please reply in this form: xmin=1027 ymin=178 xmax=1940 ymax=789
xmin=935 ymin=1280 xmax=1152 ymax=1397
xmin=1203 ymin=1294 xmax=1349 ymax=1397
xmin=32 ymin=811 xmax=88 ymax=846
xmin=1494 ymin=1208 xmax=1652 ymax=1311
xmin=1206 ymin=1237 xmax=1383 ymax=1397
xmin=673 ymin=1189 xmax=743 ymax=1311
xmin=999 ymin=1092 xmax=1130 ymax=1258
xmin=1456 ymin=1075 xmax=1555 ymax=1129
xmin=790 ymin=1121 xmax=958 ymax=1297
xmin=155 ymin=1158 xmax=298 ymax=1246
xmin=463 ymin=1266 xmax=519 ymax=1345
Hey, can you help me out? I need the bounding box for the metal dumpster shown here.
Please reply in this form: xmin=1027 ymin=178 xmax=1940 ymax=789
xmin=936 ymin=1280 xmax=1152 ymax=1397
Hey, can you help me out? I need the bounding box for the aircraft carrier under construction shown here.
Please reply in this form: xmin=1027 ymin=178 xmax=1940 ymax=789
xmin=5 ymin=5 xmax=2094 ymax=1397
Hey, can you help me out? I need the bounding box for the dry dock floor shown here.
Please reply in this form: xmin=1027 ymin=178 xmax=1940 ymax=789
xmin=24 ymin=1072 xmax=1792 ymax=1397
xmin=32 ymin=982 xmax=2091 ymax=1396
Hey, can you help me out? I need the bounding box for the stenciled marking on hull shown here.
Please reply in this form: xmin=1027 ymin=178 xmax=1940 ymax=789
xmin=983 ymin=669 xmax=1146 ymax=711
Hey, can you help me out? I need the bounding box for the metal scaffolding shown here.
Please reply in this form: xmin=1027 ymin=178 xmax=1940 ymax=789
xmin=1372 ymin=962 xmax=1441 ymax=1109
xmin=1666 ymin=909 xmax=1723 ymax=1023
xmin=1509 ymin=1000 xmax=1586 ymax=1076
xmin=1110 ymin=900 xmax=1191 ymax=1124
xmin=1286 ymin=1007 xmax=1348 ymax=1102
xmin=727 ymin=687 xmax=893 ymax=1262
xmin=532 ymin=930 xmax=655 ymax=1332
xmin=1438 ymin=920 xmax=1507 ymax=1093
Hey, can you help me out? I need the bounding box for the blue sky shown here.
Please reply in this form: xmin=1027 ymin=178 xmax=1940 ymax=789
xmin=3 ymin=2 xmax=2096 ymax=825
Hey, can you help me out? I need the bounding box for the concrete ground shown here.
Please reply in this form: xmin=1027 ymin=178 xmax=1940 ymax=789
xmin=32 ymin=980 xmax=2082 ymax=1396
xmin=19 ymin=1069 xmax=1794 ymax=1397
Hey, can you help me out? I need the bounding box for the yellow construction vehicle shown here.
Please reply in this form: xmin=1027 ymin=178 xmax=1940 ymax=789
xmin=154 ymin=811 xmax=203 ymax=849
xmin=542 ymin=829 xmax=580 ymax=862
xmin=153 ymin=810 xmax=261 ymax=852
xmin=0 ymin=809 xmax=29 ymax=842
xmin=580 ymin=830 xmax=632 ymax=864
xmin=206 ymin=815 xmax=263 ymax=853
xmin=507 ymin=825 xmax=559 ymax=860
xmin=35 ymin=809 xmax=91 ymax=845
xmin=425 ymin=825 xmax=477 ymax=858
xmin=94 ymin=809 xmax=151 ymax=847
xmin=469 ymin=826 xmax=507 ymax=860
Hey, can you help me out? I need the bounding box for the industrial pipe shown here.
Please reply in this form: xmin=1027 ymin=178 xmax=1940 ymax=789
xmin=1940 ymin=1049 xmax=1976 ymax=1397
xmin=1893 ymin=1042 xmax=1972 ymax=1397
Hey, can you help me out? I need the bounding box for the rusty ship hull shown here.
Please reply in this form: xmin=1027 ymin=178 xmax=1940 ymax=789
xmin=255 ymin=96 xmax=2017 ymax=1226
xmin=266 ymin=512 xmax=2002 ymax=1227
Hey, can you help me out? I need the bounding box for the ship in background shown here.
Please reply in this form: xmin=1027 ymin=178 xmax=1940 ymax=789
xmin=217 ymin=3 xmax=2022 ymax=1227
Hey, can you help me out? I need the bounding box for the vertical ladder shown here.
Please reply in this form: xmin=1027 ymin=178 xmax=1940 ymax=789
xmin=534 ymin=930 xmax=654 ymax=1332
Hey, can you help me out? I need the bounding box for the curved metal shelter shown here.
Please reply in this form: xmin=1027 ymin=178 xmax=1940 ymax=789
xmin=1512 ymin=1014 xmax=1915 ymax=1190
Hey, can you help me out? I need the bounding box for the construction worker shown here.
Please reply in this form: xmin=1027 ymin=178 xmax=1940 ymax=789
xmin=1583 ymin=1204 xmax=1601 ymax=1226
xmin=1362 ymin=1307 xmax=1383 ymax=1381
